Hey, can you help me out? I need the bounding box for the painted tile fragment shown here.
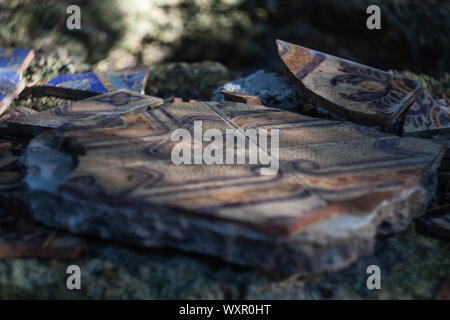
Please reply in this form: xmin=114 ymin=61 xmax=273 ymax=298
xmin=44 ymin=66 xmax=150 ymax=99
xmin=8 ymin=89 xmax=163 ymax=129
xmin=0 ymin=106 xmax=36 ymax=123
xmin=20 ymin=101 xmax=444 ymax=275
xmin=403 ymin=90 xmax=450 ymax=136
xmin=0 ymin=211 xmax=85 ymax=260
xmin=0 ymin=48 xmax=34 ymax=116
xmin=222 ymin=90 xmax=262 ymax=105
xmin=276 ymin=39 xmax=421 ymax=129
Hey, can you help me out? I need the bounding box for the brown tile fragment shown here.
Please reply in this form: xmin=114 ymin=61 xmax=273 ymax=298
xmin=8 ymin=89 xmax=163 ymax=129
xmin=276 ymin=39 xmax=421 ymax=129
xmin=222 ymin=90 xmax=262 ymax=105
xmin=0 ymin=212 xmax=85 ymax=260
xmin=19 ymin=101 xmax=444 ymax=274
xmin=0 ymin=106 xmax=36 ymax=123
xmin=403 ymin=90 xmax=450 ymax=136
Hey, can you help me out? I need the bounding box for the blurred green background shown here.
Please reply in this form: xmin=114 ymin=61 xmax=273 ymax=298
xmin=0 ymin=0 xmax=449 ymax=100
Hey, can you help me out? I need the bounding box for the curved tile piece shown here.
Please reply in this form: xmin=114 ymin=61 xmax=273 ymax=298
xmin=276 ymin=39 xmax=421 ymax=129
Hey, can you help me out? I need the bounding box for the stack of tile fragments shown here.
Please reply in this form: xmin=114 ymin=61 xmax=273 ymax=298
xmin=0 ymin=41 xmax=448 ymax=274
xmin=276 ymin=40 xmax=450 ymax=137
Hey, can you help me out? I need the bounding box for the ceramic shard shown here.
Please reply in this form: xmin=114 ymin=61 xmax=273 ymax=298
xmin=0 ymin=106 xmax=36 ymax=123
xmin=276 ymin=39 xmax=421 ymax=129
xmin=42 ymin=67 xmax=150 ymax=99
xmin=0 ymin=209 xmax=85 ymax=260
xmin=0 ymin=48 xmax=34 ymax=116
xmin=7 ymin=89 xmax=163 ymax=133
xmin=402 ymin=90 xmax=450 ymax=136
xmin=222 ymin=90 xmax=262 ymax=105
xmin=20 ymin=101 xmax=444 ymax=275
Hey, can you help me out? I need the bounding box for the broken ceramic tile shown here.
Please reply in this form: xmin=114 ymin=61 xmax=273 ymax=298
xmin=0 ymin=210 xmax=85 ymax=260
xmin=0 ymin=48 xmax=34 ymax=116
xmin=222 ymin=91 xmax=262 ymax=105
xmin=0 ymin=48 xmax=34 ymax=74
xmin=0 ymin=106 xmax=36 ymax=123
xmin=276 ymin=39 xmax=421 ymax=129
xmin=7 ymin=89 xmax=163 ymax=132
xmin=403 ymin=90 xmax=450 ymax=136
xmin=20 ymin=101 xmax=444 ymax=275
xmin=41 ymin=66 xmax=150 ymax=99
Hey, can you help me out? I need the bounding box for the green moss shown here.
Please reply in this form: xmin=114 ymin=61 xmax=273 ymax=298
xmin=146 ymin=61 xmax=239 ymax=100
xmin=318 ymin=229 xmax=450 ymax=300
xmin=0 ymin=228 xmax=447 ymax=299
xmin=9 ymin=96 xmax=69 ymax=113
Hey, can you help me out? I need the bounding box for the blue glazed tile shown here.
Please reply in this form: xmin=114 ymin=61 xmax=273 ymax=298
xmin=0 ymin=72 xmax=21 ymax=100
xmin=45 ymin=67 xmax=150 ymax=96
xmin=46 ymin=72 xmax=108 ymax=93
xmin=100 ymin=67 xmax=149 ymax=94
xmin=0 ymin=48 xmax=34 ymax=115
xmin=0 ymin=48 xmax=34 ymax=73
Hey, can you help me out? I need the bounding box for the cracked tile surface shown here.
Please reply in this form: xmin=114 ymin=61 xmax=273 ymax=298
xmin=18 ymin=100 xmax=444 ymax=275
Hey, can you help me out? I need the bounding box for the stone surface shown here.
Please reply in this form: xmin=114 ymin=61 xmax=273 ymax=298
xmin=276 ymin=40 xmax=422 ymax=129
xmin=403 ymin=90 xmax=450 ymax=136
xmin=0 ymin=48 xmax=34 ymax=115
xmin=7 ymin=89 xmax=163 ymax=131
xmin=19 ymin=101 xmax=444 ymax=275
xmin=212 ymin=70 xmax=300 ymax=111
xmin=222 ymin=91 xmax=262 ymax=105
xmin=41 ymin=67 xmax=150 ymax=99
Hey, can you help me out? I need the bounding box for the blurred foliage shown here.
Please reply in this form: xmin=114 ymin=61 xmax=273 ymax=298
xmin=1 ymin=0 xmax=448 ymax=77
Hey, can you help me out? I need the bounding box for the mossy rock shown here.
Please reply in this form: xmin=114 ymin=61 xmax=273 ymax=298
xmin=146 ymin=61 xmax=239 ymax=100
